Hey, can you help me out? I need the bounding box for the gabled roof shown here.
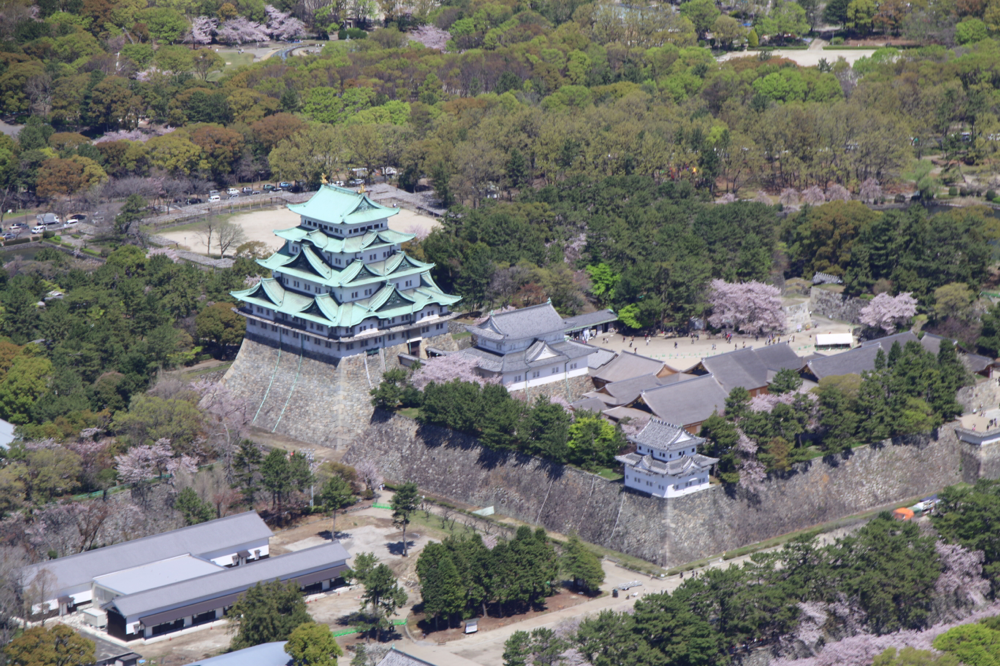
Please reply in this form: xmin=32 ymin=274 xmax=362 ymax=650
xmin=109 ymin=542 xmax=350 ymax=621
xmin=696 ymin=348 xmax=769 ymax=393
xmin=287 ymin=185 xmax=399 ymax=226
xmin=629 ymin=417 xmax=704 ymax=452
xmin=275 ymin=226 xmax=414 ymax=252
xmin=377 ymin=648 xmax=439 ymax=666
xmin=459 ymin=339 xmax=594 ymax=374
xmin=24 ymin=512 xmax=272 ymax=592
xmin=808 ymin=330 xmax=938 ymax=380
xmin=615 ymin=451 xmax=718 ymax=477
xmin=587 ymin=348 xmax=616 ymax=370
xmin=592 ymin=351 xmax=676 ymax=384
xmin=754 ymin=342 xmax=806 ymax=373
xmin=469 ymin=302 xmax=566 ymax=341
xmin=562 ymin=309 xmax=617 ymax=333
xmin=639 ymin=374 xmax=729 ymax=427
xmin=181 ymin=642 xmax=292 ymax=666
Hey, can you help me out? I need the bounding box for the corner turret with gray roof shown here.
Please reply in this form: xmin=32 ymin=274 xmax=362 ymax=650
xmin=616 ymin=418 xmax=718 ymax=498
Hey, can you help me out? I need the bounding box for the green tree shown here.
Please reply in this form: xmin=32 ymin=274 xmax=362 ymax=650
xmin=321 ymin=475 xmax=354 ymax=536
xmin=233 ymin=439 xmax=263 ymax=503
xmin=390 ymin=481 xmax=420 ymax=557
xmin=566 ymin=414 xmax=624 ymax=470
xmin=523 ymin=397 xmax=571 ymax=462
xmin=361 ymin=563 xmax=408 ymax=642
xmin=229 ymin=580 xmax=313 ymax=650
xmin=978 ymin=303 xmax=1000 ymax=357
xmin=196 ymin=302 xmax=246 ymax=354
xmin=285 ymin=622 xmax=343 ymax=666
xmin=769 ymin=368 xmax=803 ymax=395
xmin=175 ymin=486 xmax=214 ymax=524
xmin=370 ymin=368 xmax=408 ymax=409
xmin=680 ymin=0 xmax=721 ymax=35
xmin=4 ymin=624 xmax=95 ymax=666
xmin=261 ymin=448 xmax=292 ymax=511
xmin=349 ymin=552 xmax=379 ymax=586
xmin=0 ymin=356 xmax=53 ymax=425
xmin=417 ymin=542 xmax=465 ymax=629
xmin=114 ymin=194 xmax=146 ymax=240
xmin=561 ymin=533 xmax=604 ymax=594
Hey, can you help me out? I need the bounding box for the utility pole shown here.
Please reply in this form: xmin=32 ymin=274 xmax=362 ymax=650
xmin=305 ymin=449 xmax=316 ymax=509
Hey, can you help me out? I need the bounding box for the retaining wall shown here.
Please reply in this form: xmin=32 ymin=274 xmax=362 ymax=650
xmin=222 ymin=330 xmax=459 ymax=449
xmin=346 ymin=415 xmax=977 ymax=567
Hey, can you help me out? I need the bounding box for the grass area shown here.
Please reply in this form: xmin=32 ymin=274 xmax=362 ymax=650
xmin=398 ymin=407 xmax=420 ymax=420
xmin=595 ymin=468 xmax=623 ymax=481
xmin=177 ymin=361 xmax=233 ymax=379
xmin=208 ymin=52 xmax=254 ymax=81
xmin=407 ymin=509 xmax=479 ymax=541
xmin=580 ymin=540 xmax=666 ymax=577
xmin=451 ymin=331 xmax=471 ymax=340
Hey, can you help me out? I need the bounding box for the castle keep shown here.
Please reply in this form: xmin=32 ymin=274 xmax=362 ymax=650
xmin=222 ymin=187 xmax=462 ymax=448
xmin=231 ymin=185 xmax=461 ymax=358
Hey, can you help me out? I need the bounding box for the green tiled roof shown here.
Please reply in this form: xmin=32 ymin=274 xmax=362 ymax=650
xmin=275 ymin=227 xmax=415 ymax=252
xmin=258 ymin=246 xmax=435 ymax=290
xmin=287 ymin=185 xmax=399 ymax=226
xmin=232 ymin=275 xmax=461 ymax=328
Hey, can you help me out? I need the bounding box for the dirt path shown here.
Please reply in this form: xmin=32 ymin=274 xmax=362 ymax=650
xmin=718 ymin=47 xmax=876 ymax=66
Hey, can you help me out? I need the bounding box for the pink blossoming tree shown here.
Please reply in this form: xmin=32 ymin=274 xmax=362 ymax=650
xmin=216 ymin=17 xmax=268 ymax=45
xmin=410 ymin=354 xmax=498 ymax=389
xmin=264 ymin=5 xmax=306 ymax=40
xmin=707 ymin=279 xmax=787 ymax=335
xmin=859 ymin=292 xmax=918 ymax=334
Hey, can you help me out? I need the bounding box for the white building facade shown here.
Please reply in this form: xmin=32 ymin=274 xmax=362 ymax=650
xmin=616 ymin=419 xmax=718 ymax=498
xmin=459 ymin=302 xmax=596 ymax=391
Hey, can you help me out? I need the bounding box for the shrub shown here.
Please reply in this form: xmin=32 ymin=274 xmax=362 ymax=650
xmin=987 ymin=189 xmax=996 ymax=200
xmin=949 ymin=187 xmax=958 ymax=196
xmin=831 ymin=36 xmax=844 ymax=45
xmin=345 ymin=27 xmax=367 ymax=39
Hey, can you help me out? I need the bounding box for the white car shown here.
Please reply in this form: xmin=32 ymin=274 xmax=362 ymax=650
xmin=227 ymin=188 xmax=239 ymax=196
xmin=209 ymin=194 xmax=221 ymax=202
xmin=383 ymin=167 xmax=397 ymax=176
xmin=63 ymin=219 xmax=79 ymax=228
xmin=30 ymin=225 xmax=45 ymax=234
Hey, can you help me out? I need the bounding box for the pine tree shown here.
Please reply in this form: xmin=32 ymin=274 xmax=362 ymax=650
xmin=979 ymin=303 xmax=1000 ymax=357
xmin=506 ymin=149 xmax=529 ymax=189
xmin=260 ymin=448 xmax=291 ymax=511
xmin=229 ymin=580 xmax=312 ymax=650
xmin=320 ymin=475 xmax=354 ymax=536
xmin=233 ymin=439 xmax=263 ymax=503
xmin=390 ymin=481 xmax=420 ymax=557
xmin=561 ymin=533 xmax=605 ymax=594
xmin=887 ymin=341 xmax=903 ymax=368
xmin=857 ymin=367 xmax=892 ymax=442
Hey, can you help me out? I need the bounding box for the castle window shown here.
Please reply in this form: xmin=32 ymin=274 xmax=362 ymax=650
xmin=271 ymin=326 xmax=277 ymax=332
xmin=325 ymin=341 xmax=331 ymax=348
xmin=293 ymin=332 xmax=299 ymax=339
xmin=249 ymin=320 xmax=256 ymax=326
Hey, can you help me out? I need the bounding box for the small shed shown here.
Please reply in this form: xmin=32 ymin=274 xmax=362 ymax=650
xmin=892 ymin=507 xmax=915 ymax=521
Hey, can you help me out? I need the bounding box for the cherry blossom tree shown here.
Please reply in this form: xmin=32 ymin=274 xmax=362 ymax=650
xmin=826 ymin=184 xmax=850 ymax=202
xmin=193 ymin=380 xmax=251 ymax=481
xmin=801 ymin=185 xmax=825 ymax=205
xmin=216 ymin=17 xmax=268 ymax=45
xmin=264 ymin=5 xmax=306 ymax=41
xmin=859 ymin=292 xmax=918 ymax=334
xmin=408 ymin=25 xmax=450 ymax=50
xmin=409 ymin=354 xmax=499 ymax=389
xmin=780 ymin=188 xmax=800 ymax=207
xmin=860 ymin=178 xmax=882 ymax=203
xmin=934 ymin=541 xmax=989 ymax=608
xmin=718 ymin=193 xmax=737 ymax=204
xmin=354 ymin=458 xmax=383 ymax=495
xmin=736 ymin=431 xmax=766 ymax=493
xmin=185 ymin=16 xmax=217 ymax=44
xmin=707 ymin=279 xmax=787 ymax=335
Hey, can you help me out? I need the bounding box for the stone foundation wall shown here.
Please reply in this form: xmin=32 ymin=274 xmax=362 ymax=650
xmin=222 ymin=330 xmax=460 ymax=449
xmin=509 ymin=373 xmax=596 ymax=403
xmin=809 ymin=287 xmax=866 ymax=324
xmin=347 ymin=415 xmax=975 ymax=567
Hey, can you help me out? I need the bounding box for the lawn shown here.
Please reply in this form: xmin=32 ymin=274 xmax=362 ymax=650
xmin=208 ymin=51 xmax=254 ymax=81
xmin=406 ymin=508 xmax=478 ymax=541
xmin=595 ymin=468 xmax=623 ymax=481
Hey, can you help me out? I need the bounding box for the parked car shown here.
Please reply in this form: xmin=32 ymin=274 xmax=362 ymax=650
xmin=228 ymin=193 xmax=239 ymax=199
xmin=251 ymin=190 xmax=262 ymax=195
xmin=278 ymin=181 xmax=295 ymax=189
xmin=349 ymin=178 xmax=364 ymax=186
xmin=209 ymin=189 xmax=219 ymax=197
xmin=226 ymin=188 xmax=239 ymax=196
xmin=263 ymin=184 xmax=276 ymax=191
xmin=1 ymin=232 xmax=15 ymax=241
xmin=63 ymin=219 xmax=79 ymax=228
xmin=187 ymin=197 xmax=203 ymax=205
xmin=242 ymin=186 xmax=253 ymax=194
xmin=9 ymin=222 xmax=25 ymax=231
xmin=333 ymin=180 xmax=345 ymax=187
xmin=209 ymin=194 xmax=221 ymax=202
xmin=30 ymin=225 xmax=45 ymax=234
xmin=383 ymin=167 xmax=397 ymax=176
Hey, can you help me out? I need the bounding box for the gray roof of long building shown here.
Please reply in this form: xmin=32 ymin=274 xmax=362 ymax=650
xmin=592 ymin=372 xmax=695 ymax=407
xmin=754 ymin=342 xmax=807 ymax=372
xmin=561 ymin=309 xmax=617 ymax=332
xmin=468 ymin=302 xmax=566 ymax=341
xmin=109 ymin=541 xmax=350 ymax=620
xmin=639 ymin=375 xmax=729 ymax=426
xmin=377 ymin=648 xmax=439 ymax=666
xmin=182 ymin=642 xmax=292 ymax=666
xmin=24 ymin=512 xmax=273 ymax=591
xmin=587 ymin=348 xmax=616 ymax=370
xmin=571 ymin=396 xmax=612 ymax=412
xmin=809 ymin=330 xmax=940 ymax=380
xmin=593 ymin=351 xmax=671 ymax=384
xmin=698 ymin=348 xmax=769 ymax=393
